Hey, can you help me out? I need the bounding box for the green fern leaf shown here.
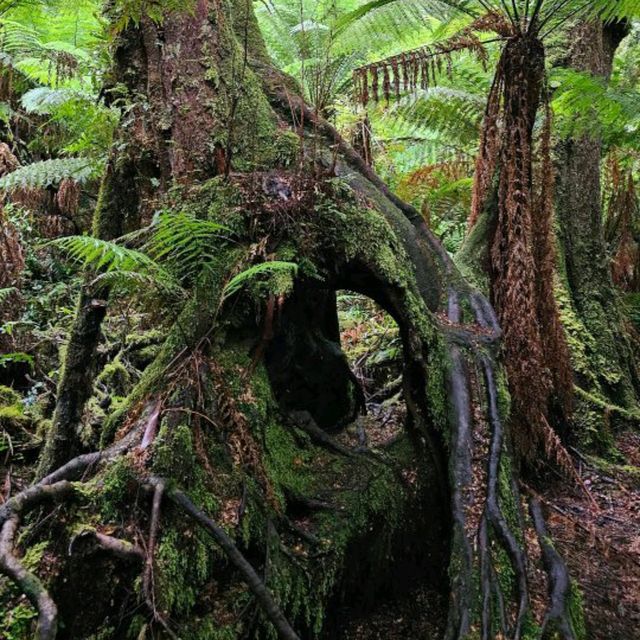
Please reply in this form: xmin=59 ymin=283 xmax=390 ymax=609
xmin=222 ymin=261 xmax=299 ymax=300
xmin=0 ymin=157 xmax=101 ymax=190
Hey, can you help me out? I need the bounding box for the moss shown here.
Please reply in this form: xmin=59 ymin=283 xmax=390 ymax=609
xmin=99 ymin=456 xmax=138 ymax=521
xmin=0 ymin=385 xmax=21 ymax=406
xmin=0 ymin=386 xmax=28 ymax=434
xmin=0 ymin=404 xmax=27 ymax=429
xmin=455 ymin=208 xmax=492 ymax=294
xmin=0 ymin=603 xmax=37 ymax=640
xmin=568 ymin=581 xmax=587 ymax=640
xmin=20 ymin=541 xmax=49 ymax=572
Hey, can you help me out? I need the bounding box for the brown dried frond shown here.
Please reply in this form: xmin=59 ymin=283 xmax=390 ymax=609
xmin=470 ymin=10 xmax=515 ymax=38
xmin=531 ymin=103 xmax=573 ymax=418
xmin=352 ymin=31 xmax=490 ymax=107
xmin=540 ymin=417 xmax=599 ymax=510
xmin=485 ymin=36 xmax=567 ymax=461
xmin=0 ymin=143 xmax=19 ymax=177
xmin=469 ymin=65 xmax=503 ymax=227
xmin=0 ymin=206 xmax=24 ymax=328
xmin=36 ymin=213 xmax=75 ymax=239
xmin=12 ymin=187 xmax=49 ymax=212
xmin=0 ymin=207 xmax=24 ymax=290
xmin=605 ymin=166 xmax=640 ymax=292
xmin=56 ymin=178 xmax=80 ymax=216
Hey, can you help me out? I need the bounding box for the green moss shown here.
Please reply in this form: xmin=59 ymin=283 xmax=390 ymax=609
xmin=99 ymin=456 xmax=138 ymax=521
xmin=0 ymin=385 xmax=21 ymax=406
xmin=568 ymin=582 xmax=587 ymax=640
xmin=20 ymin=541 xmax=49 ymax=572
xmin=0 ymin=404 xmax=27 ymax=429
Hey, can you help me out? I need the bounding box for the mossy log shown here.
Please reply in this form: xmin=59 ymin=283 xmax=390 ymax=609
xmin=1 ymin=1 xmax=584 ymax=639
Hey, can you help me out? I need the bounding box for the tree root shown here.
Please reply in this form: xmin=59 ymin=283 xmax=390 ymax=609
xmin=0 ymin=514 xmax=58 ymax=640
xmin=0 ymin=420 xmax=147 ymax=639
xmin=286 ymin=410 xmax=358 ymax=458
xmin=481 ymin=355 xmax=529 ymax=640
xmin=529 ymin=497 xmax=577 ymax=640
xmin=445 ymin=285 xmax=530 ymax=640
xmin=68 ymin=530 xmax=145 ymax=562
xmin=144 ymin=477 xmax=301 ymax=640
xmin=142 ymin=480 xmax=177 ymax=638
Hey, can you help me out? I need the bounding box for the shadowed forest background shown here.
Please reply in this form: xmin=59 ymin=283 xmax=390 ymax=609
xmin=0 ymin=0 xmax=639 ymax=639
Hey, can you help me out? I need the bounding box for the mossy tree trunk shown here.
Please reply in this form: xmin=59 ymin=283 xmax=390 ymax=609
xmin=554 ymin=20 xmax=640 ymax=422
xmin=2 ymin=2 xmax=584 ymax=639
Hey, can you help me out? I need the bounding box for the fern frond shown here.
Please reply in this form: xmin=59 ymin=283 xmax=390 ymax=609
xmin=0 ymin=286 xmax=16 ymax=303
xmin=377 ymin=86 xmax=484 ymax=143
xmin=21 ymin=86 xmax=92 ymax=114
xmin=222 ymin=261 xmax=299 ymax=300
xmin=92 ymin=269 xmax=184 ymax=296
xmin=0 ymin=157 xmax=100 ymax=190
xmin=550 ymin=68 xmax=640 ymax=146
xmin=50 ymin=235 xmax=158 ymax=272
xmin=145 ymin=212 xmax=230 ymax=283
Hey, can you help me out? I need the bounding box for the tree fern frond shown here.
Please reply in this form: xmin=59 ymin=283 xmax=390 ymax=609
xmin=550 ymin=68 xmax=640 ymax=145
xmin=0 ymin=157 xmax=100 ymax=190
xmin=378 ymin=86 xmax=484 ymax=143
xmin=21 ymin=86 xmax=93 ymax=114
xmin=50 ymin=235 xmax=181 ymax=293
xmin=335 ymin=0 xmax=476 ymax=36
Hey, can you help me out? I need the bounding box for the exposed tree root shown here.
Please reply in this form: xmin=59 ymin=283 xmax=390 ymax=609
xmin=444 ymin=284 xmax=531 ymax=640
xmin=529 ymin=497 xmax=577 ymax=640
xmin=142 ymin=479 xmax=177 ymax=638
xmin=68 ymin=530 xmax=145 ymax=562
xmin=481 ymin=355 xmax=528 ymax=639
xmin=286 ymin=410 xmax=358 ymax=458
xmin=0 ymin=421 xmax=148 ymax=639
xmin=0 ymin=514 xmax=58 ymax=640
xmin=147 ymin=477 xmax=301 ymax=640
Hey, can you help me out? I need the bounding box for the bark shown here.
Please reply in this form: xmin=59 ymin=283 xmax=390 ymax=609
xmin=554 ymin=20 xmax=639 ymax=409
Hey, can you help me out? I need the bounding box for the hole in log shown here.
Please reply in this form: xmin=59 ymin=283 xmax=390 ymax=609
xmin=266 ymin=285 xmax=448 ymax=638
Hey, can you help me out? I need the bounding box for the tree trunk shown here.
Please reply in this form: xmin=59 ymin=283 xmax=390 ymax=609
xmin=554 ymin=20 xmax=639 ymax=424
xmin=2 ymin=2 xmax=584 ymax=639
